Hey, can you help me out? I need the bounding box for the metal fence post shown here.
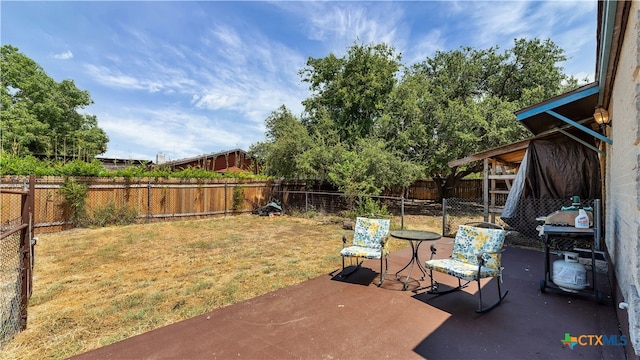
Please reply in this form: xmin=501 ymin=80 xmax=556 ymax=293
xmin=305 ymin=192 xmax=308 ymax=213
xmin=401 ymin=196 xmax=405 ymax=229
xmin=19 ymin=175 xmax=34 ymax=331
xmin=442 ymin=198 xmax=447 ymax=236
xmin=147 ymin=180 xmax=151 ymax=222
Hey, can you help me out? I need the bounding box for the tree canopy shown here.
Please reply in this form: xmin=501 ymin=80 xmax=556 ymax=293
xmin=1 ymin=45 xmax=108 ymax=158
xmin=251 ymin=38 xmax=585 ymax=199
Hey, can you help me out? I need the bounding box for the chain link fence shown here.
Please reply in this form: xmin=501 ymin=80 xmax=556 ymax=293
xmin=0 ymin=231 xmax=22 ymax=349
xmin=443 ymin=197 xmax=601 ymax=248
xmin=273 ymin=189 xmax=406 ymax=222
xmin=442 ymin=198 xmax=488 ymax=237
xmin=0 ymin=176 xmax=34 ymax=348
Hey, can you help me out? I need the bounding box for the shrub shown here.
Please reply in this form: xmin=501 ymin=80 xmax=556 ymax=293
xmin=60 ymin=178 xmax=89 ymax=227
xmin=90 ymin=202 xmax=138 ymax=227
xmin=343 ymin=196 xmax=390 ymax=219
xmin=232 ymin=186 xmax=245 ymax=211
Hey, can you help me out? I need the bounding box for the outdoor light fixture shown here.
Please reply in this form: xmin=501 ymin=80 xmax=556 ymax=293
xmin=593 ymin=106 xmax=611 ymax=126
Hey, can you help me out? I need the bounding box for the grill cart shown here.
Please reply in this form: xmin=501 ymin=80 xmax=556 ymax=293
xmin=537 ymin=199 xmax=604 ymax=303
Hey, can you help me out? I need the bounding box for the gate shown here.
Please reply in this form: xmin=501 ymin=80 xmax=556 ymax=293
xmin=0 ymin=175 xmax=35 ymax=348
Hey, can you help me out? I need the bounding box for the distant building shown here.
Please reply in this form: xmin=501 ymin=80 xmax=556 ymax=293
xmin=96 ymin=157 xmax=151 ymax=170
xmin=158 ymin=149 xmax=259 ymax=174
xmin=32 ymin=153 xmax=150 ymax=170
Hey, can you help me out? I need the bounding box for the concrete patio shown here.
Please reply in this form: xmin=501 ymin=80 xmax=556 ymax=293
xmin=73 ymin=244 xmax=625 ymax=359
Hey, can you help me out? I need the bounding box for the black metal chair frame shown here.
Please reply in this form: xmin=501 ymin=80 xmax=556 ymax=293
xmin=339 ymin=217 xmax=390 ymax=287
xmin=425 ymin=222 xmax=509 ymax=313
xmin=340 ymin=234 xmax=388 ymax=287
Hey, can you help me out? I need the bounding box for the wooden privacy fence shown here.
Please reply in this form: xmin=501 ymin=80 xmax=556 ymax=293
xmin=0 ymin=176 xmax=275 ymax=234
xmin=406 ymin=179 xmax=482 ymax=200
xmin=0 ymin=176 xmax=483 ymax=234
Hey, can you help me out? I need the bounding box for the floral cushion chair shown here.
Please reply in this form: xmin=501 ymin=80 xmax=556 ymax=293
xmin=424 ymin=222 xmax=508 ymax=313
xmin=340 ymin=217 xmax=390 ymax=287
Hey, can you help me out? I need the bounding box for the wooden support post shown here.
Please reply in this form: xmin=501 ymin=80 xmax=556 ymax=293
xmin=483 ymin=159 xmax=489 ymax=222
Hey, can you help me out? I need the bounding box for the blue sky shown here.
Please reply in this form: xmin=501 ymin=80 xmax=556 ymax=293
xmin=1 ymin=1 xmax=597 ymax=162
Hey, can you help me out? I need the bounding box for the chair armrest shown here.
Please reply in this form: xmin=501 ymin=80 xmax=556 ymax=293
xmin=428 ymin=240 xmax=453 ymax=259
xmin=476 ymin=248 xmax=506 ymax=266
xmin=429 ymin=240 xmax=453 ymax=250
xmin=379 ymin=236 xmax=389 ymax=255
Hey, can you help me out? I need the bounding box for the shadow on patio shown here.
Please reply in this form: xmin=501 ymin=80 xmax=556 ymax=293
xmin=72 ymin=244 xmax=625 ymax=359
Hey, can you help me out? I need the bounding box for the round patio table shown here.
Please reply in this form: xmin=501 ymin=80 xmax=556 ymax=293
xmin=390 ymin=230 xmax=441 ymax=290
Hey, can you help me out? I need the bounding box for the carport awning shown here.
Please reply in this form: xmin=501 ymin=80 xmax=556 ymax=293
xmin=515 ymin=82 xmax=612 ymax=154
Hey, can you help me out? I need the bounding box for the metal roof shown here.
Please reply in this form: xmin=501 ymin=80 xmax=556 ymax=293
xmin=515 ymin=82 xmax=599 ymax=135
xmin=163 ymin=148 xmax=248 ymax=166
xmin=514 ymin=81 xmax=611 ymax=155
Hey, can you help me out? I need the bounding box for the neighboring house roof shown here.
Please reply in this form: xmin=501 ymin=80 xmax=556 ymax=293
xmin=32 ymin=154 xmax=150 ymax=169
xmin=96 ymin=157 xmax=151 ymax=170
xmin=158 ymin=148 xmax=259 ymax=174
xmin=160 ymin=148 xmax=248 ymax=167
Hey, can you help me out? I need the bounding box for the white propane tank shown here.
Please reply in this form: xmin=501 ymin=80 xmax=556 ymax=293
xmin=553 ymin=252 xmax=588 ymax=292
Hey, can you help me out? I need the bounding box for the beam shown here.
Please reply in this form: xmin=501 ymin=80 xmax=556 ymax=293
xmin=515 ymin=85 xmax=599 ymax=121
xmin=448 ymin=140 xmax=530 ymax=168
xmin=546 ymin=110 xmax=612 ymax=145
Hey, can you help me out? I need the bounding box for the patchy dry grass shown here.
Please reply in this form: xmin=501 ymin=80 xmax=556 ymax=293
xmin=1 ymin=214 xmax=441 ymax=360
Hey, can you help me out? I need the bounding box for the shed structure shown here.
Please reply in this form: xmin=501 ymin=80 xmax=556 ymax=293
xmin=449 ymin=82 xmax=606 ymax=228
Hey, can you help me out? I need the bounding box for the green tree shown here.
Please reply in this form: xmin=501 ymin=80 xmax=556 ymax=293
xmin=299 ymin=42 xmax=401 ymax=145
xmin=0 ymin=45 xmax=108 ymax=158
xmin=381 ymin=38 xmax=582 ymax=200
xmin=327 ymin=139 xmax=421 ymax=196
xmin=296 ymin=42 xmax=422 ymax=195
xmin=249 ymin=105 xmax=311 ymax=179
xmin=486 ymin=38 xmax=579 ymax=105
xmin=253 ymin=39 xmax=583 ymax=200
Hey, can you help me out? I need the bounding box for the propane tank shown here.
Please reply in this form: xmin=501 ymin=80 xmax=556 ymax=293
xmin=553 ymin=252 xmax=588 ymax=292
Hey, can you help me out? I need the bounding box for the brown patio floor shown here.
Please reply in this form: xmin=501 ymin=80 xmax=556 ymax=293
xmin=73 ymin=244 xmax=625 ymax=360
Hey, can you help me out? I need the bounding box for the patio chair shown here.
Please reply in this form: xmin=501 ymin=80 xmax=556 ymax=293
xmin=339 ymin=217 xmax=391 ymax=287
xmin=424 ymin=222 xmax=508 ymax=313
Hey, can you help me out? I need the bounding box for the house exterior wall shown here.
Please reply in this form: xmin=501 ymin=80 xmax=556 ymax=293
xmin=605 ymin=2 xmax=640 ymax=355
xmin=169 ymin=150 xmax=257 ymax=174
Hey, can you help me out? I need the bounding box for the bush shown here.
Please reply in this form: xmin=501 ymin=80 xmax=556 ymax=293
xmin=0 ymin=154 xmax=52 ymax=175
xmin=0 ymin=155 xmax=268 ymax=180
xmin=54 ymin=159 xmax=106 ymax=176
xmin=60 ymin=178 xmax=89 ymax=227
xmin=232 ymin=186 xmax=245 ymax=211
xmin=90 ymin=202 xmax=138 ymax=227
xmin=343 ymin=196 xmax=390 ymax=219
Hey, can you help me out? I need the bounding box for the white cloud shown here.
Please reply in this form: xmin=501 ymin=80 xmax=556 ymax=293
xmin=18 ymin=0 xmax=596 ymax=162
xmin=277 ymin=2 xmax=405 ymax=54
xmin=192 ymin=22 xmax=309 ymax=124
xmin=52 ymin=50 xmax=73 ymax=60
xmin=404 ymin=29 xmax=446 ymax=65
xmin=85 ymin=64 xmax=160 ymax=92
xmin=99 ymin=107 xmax=248 ymax=161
